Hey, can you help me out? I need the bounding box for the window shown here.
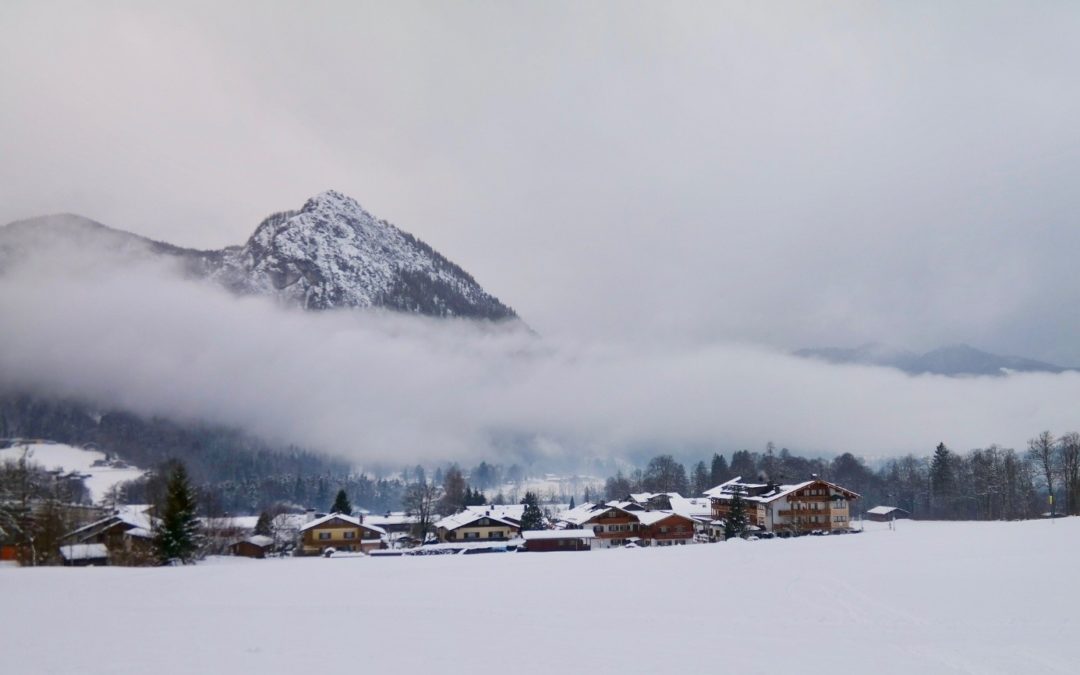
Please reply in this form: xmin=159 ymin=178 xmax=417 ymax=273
xmin=318 ymin=532 xmax=331 ymax=540
xmin=343 ymin=531 xmax=355 ymax=539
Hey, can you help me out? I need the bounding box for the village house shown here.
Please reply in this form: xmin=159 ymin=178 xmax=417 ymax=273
xmin=521 ymin=529 xmax=596 ymax=552
xmin=558 ymin=501 xmax=696 ymax=547
xmin=705 ymin=477 xmax=860 ymax=535
xmin=866 ymin=505 xmax=910 ymax=522
xmin=434 ymin=509 xmax=521 ymax=542
xmin=297 ymin=513 xmax=386 ymax=555
xmin=62 ymin=505 xmax=157 ymax=565
xmin=231 ymin=534 xmax=275 ymax=559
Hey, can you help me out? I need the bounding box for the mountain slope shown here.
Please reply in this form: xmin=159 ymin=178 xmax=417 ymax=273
xmin=0 ymin=190 xmax=517 ymax=321
xmin=795 ymin=343 xmax=1071 ymax=376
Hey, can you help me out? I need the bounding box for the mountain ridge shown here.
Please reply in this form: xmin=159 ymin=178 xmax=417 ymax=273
xmin=794 ymin=342 xmax=1073 ymax=376
xmin=0 ymin=190 xmax=517 ymax=321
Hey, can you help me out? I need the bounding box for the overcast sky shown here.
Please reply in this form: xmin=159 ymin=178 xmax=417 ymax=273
xmin=3 ymin=2 xmax=1080 ymax=466
xmin=3 ymin=2 xmax=1080 ymax=362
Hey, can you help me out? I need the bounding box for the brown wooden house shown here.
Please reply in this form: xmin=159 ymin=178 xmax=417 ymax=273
xmin=521 ymin=529 xmax=596 ymax=552
xmin=298 ymin=513 xmax=385 ymax=555
xmin=231 ymin=534 xmax=275 ymax=558
xmin=706 ymin=477 xmax=859 ymax=535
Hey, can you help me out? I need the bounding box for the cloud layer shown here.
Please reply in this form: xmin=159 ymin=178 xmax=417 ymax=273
xmin=1 ymin=235 xmax=1077 ymax=468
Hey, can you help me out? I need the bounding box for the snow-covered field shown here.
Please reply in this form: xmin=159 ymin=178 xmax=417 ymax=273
xmin=2 ymin=519 xmax=1077 ymax=674
xmin=0 ymin=442 xmax=145 ymax=503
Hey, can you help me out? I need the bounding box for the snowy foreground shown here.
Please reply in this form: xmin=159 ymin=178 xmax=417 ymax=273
xmin=2 ymin=519 xmax=1078 ymax=675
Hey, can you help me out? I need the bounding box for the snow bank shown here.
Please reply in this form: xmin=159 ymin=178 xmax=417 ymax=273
xmin=1 ymin=518 xmax=1077 ymax=674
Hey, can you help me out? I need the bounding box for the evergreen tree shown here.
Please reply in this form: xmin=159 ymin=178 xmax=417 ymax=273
xmin=463 ymin=486 xmax=487 ymax=507
xmin=723 ymin=490 xmax=748 ymax=540
xmin=729 ymin=450 xmax=757 ymax=480
xmin=582 ymin=486 xmax=592 ymax=503
xmin=519 ymin=491 xmax=544 ymax=530
xmin=691 ymin=461 xmax=710 ymax=496
xmin=331 ymin=489 xmax=352 ymax=515
xmin=153 ymin=462 xmax=201 ymax=565
xmin=568 ymin=496 xmax=576 ymax=510
xmin=709 ymin=453 xmax=729 ymax=486
xmin=254 ymin=511 xmax=273 ymax=537
xmin=930 ymin=443 xmax=955 ymax=518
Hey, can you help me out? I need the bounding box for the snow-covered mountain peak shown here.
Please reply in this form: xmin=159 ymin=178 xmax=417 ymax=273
xmin=219 ymin=190 xmax=517 ymax=319
xmin=2 ymin=191 xmax=518 ymax=321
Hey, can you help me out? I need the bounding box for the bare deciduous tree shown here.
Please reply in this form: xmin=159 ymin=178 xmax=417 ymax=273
xmin=1027 ymin=431 xmax=1058 ymax=517
xmin=1058 ymin=432 xmax=1080 ymax=516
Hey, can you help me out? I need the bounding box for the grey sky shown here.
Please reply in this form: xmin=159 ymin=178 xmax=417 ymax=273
xmin=3 ymin=1 xmax=1080 ymax=366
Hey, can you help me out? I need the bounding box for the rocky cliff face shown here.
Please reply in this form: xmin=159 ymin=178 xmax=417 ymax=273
xmin=211 ymin=190 xmax=515 ymax=319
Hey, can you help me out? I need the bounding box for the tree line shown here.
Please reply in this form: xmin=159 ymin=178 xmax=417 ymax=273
xmin=601 ymin=432 xmax=1080 ymax=521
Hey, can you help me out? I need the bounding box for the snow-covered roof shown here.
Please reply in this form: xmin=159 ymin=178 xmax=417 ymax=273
xmin=434 ymin=509 xmax=520 ymax=532
xmin=867 ymin=506 xmax=906 ymax=515
xmin=704 ymin=477 xmax=859 ymax=504
xmin=298 ymin=513 xmax=386 ymax=534
xmin=124 ymin=527 xmax=154 ymax=540
xmin=522 ymin=529 xmax=596 ymax=541
xmin=241 ymin=535 xmax=275 ymax=547
xmin=60 ymin=543 xmax=108 ymax=561
xmin=464 ymin=504 xmax=525 ymax=522
xmin=365 ymin=512 xmax=418 ymax=527
xmin=633 ymin=510 xmax=693 ymax=526
xmin=558 ymin=503 xmax=613 ymax=526
xmin=66 ymin=504 xmax=155 ymax=542
xmin=669 ymin=495 xmax=713 ymax=519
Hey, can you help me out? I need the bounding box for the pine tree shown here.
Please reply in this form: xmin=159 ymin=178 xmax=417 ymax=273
xmin=709 ymin=453 xmax=729 ymax=486
xmin=331 ymin=489 xmax=352 ymax=515
xmin=568 ymin=496 xmax=576 ymax=510
xmin=153 ymin=462 xmax=201 ymax=565
xmin=930 ymin=443 xmax=955 ymax=518
xmin=519 ymin=491 xmax=544 ymax=530
xmin=254 ymin=511 xmax=273 ymax=536
xmin=724 ymin=490 xmax=748 ymax=540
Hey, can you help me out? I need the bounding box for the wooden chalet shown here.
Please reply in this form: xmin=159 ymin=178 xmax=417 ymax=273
xmin=62 ymin=505 xmax=157 ymax=565
xmin=705 ymin=477 xmax=860 ymax=535
xmin=298 ymin=513 xmax=385 ymax=555
xmin=231 ymin=534 xmax=275 ymax=558
xmin=434 ymin=509 xmax=521 ymax=542
xmin=558 ymin=502 xmax=696 ymax=547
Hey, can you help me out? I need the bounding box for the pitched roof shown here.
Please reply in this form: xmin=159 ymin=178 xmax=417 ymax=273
xmin=299 ymin=513 xmax=386 ymax=535
xmin=867 ymin=505 xmax=907 ymax=515
xmin=434 ymin=510 xmax=520 ymax=532
xmin=704 ymin=477 xmax=860 ymax=504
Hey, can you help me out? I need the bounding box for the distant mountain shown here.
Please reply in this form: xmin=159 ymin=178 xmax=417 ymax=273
xmin=0 ymin=190 xmax=517 ymax=321
xmin=794 ymin=343 xmax=1072 ymax=376
xmin=0 ymin=191 xmax=518 ymax=507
